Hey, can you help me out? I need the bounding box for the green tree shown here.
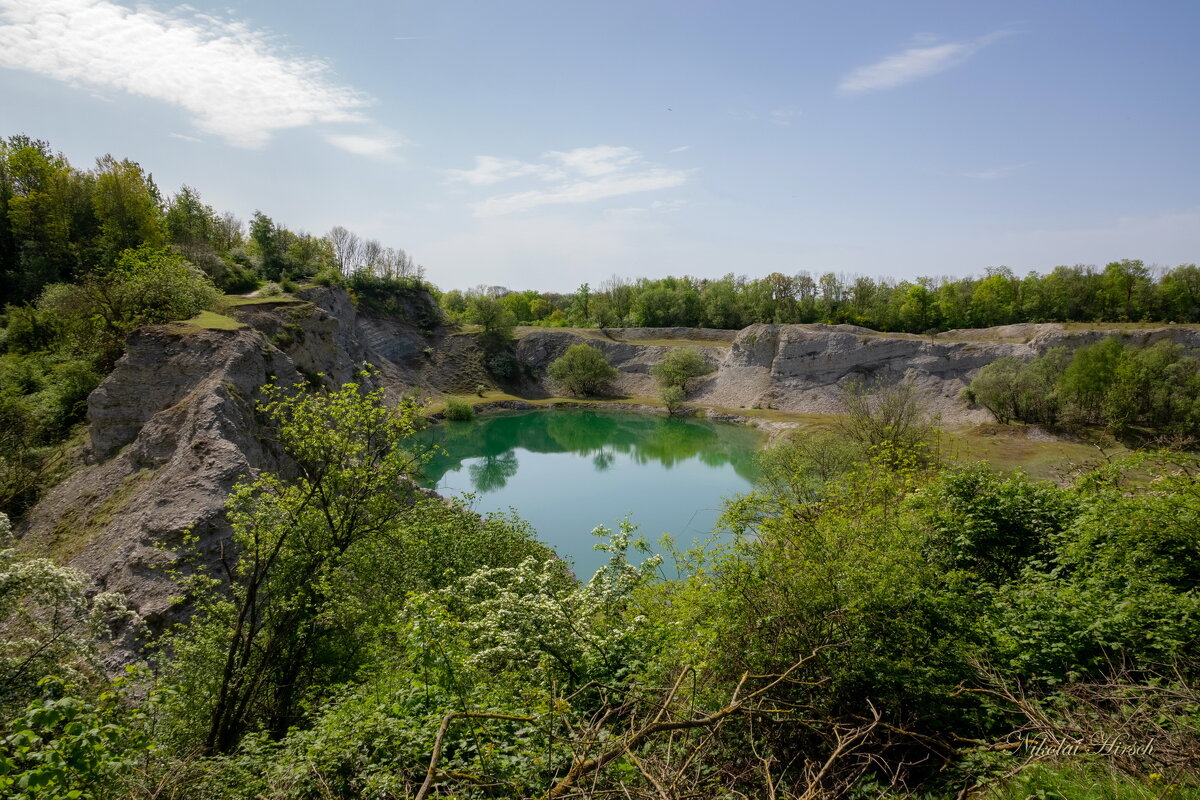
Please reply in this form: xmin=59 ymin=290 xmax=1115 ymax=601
xmin=37 ymin=246 xmax=218 ymax=366
xmin=91 ymin=155 xmax=162 ymax=265
xmin=650 ymin=347 xmax=711 ymax=392
xmin=547 ymin=343 xmax=618 ymax=396
xmin=466 ymin=294 xmax=516 ymax=351
xmin=187 ymin=377 xmax=431 ymax=752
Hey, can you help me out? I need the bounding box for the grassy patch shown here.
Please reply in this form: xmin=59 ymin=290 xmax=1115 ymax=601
xmin=611 ymin=337 xmax=732 ymax=348
xmin=945 ymin=426 xmax=1119 ymax=481
xmin=221 ymin=293 xmax=305 ymax=308
xmin=982 ymin=762 xmax=1199 ymax=800
xmin=169 ymin=310 xmax=245 ymax=331
xmin=1061 ymin=321 xmax=1200 ymax=332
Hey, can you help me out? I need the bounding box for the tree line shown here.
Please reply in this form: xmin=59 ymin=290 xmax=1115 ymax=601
xmin=0 ymin=134 xmax=424 ymax=305
xmin=444 ymin=261 xmax=1200 ymax=333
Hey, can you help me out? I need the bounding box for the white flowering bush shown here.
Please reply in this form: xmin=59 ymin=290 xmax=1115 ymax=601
xmin=424 ymin=519 xmax=662 ymax=687
xmin=0 ymin=513 xmax=139 ymax=715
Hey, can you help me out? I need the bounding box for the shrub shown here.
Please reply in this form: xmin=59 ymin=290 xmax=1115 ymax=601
xmin=660 ymin=384 xmax=685 ymax=415
xmin=651 ymin=347 xmax=711 ymax=391
xmin=488 ymin=351 xmax=519 ymax=380
xmin=547 ymin=343 xmax=618 ymax=397
xmin=38 ymin=246 xmax=220 ymax=367
xmin=443 ymin=398 xmax=475 ymax=421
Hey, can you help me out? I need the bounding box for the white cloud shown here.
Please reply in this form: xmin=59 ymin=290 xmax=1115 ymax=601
xmin=448 ymin=146 xmax=691 ymax=217
xmin=169 ymin=132 xmax=203 ymax=143
xmin=323 ymin=132 xmax=404 ymax=161
xmin=668 ymin=145 xmax=690 ymax=153
xmin=838 ymin=31 xmax=1008 ymax=94
xmin=445 ymin=155 xmax=561 ymax=186
xmin=545 ymin=145 xmax=638 ymax=177
xmin=0 ymin=0 xmax=375 ymax=148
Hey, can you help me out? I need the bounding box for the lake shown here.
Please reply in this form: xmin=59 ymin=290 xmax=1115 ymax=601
xmin=413 ymin=409 xmax=764 ymax=578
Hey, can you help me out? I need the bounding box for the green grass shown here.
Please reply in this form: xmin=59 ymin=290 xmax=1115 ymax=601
xmin=221 ymin=293 xmax=305 ymax=307
xmin=170 ymin=310 xmax=244 ymax=331
xmin=1061 ymin=321 xmax=1200 ymax=331
xmin=982 ymin=762 xmax=1199 ymax=800
xmin=609 ymin=336 xmax=732 ymax=348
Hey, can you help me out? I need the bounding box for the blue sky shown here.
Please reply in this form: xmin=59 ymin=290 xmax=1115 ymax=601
xmin=1 ymin=0 xmax=1197 ymax=292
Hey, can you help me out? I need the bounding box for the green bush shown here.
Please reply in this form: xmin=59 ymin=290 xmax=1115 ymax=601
xmin=37 ymin=246 xmax=219 ymax=367
xmin=443 ymin=398 xmax=475 ymax=421
xmin=659 ymin=384 xmax=685 ymax=415
xmin=547 ymin=343 xmax=618 ymax=396
xmin=651 ymin=347 xmax=711 ymax=390
xmin=488 ymin=351 xmax=519 ymax=379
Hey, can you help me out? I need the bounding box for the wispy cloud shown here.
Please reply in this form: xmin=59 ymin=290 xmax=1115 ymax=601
xmin=448 ymin=146 xmax=691 ymax=216
xmin=0 ymin=0 xmax=390 ymax=149
xmin=962 ymin=162 xmax=1028 ymax=180
xmin=169 ymin=132 xmax=204 ymax=143
xmin=838 ymin=31 xmax=1008 ymax=94
xmin=769 ymin=108 xmax=801 ymax=126
xmin=668 ymin=145 xmax=690 ymax=153
xmin=323 ymin=132 xmax=404 ymax=161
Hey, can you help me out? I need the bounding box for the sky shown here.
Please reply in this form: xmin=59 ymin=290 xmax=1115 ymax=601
xmin=1 ymin=0 xmax=1198 ymax=292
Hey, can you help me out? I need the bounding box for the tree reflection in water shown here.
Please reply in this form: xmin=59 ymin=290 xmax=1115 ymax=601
xmin=417 ymin=409 xmax=761 ymax=492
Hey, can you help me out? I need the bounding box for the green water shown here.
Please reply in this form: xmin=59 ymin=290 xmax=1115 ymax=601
xmin=414 ymin=409 xmax=763 ymax=578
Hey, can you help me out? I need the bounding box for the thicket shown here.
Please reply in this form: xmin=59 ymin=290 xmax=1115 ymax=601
xmin=1 ymin=374 xmax=1197 ymax=798
xmin=969 ymin=336 xmax=1200 ymax=440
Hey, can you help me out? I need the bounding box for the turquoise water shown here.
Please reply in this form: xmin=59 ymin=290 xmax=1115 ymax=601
xmin=414 ymin=409 xmax=763 ymax=578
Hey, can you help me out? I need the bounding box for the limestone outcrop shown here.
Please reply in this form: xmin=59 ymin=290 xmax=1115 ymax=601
xmin=16 ymin=282 xmax=1200 ymax=637
xmin=17 ymin=287 xmax=439 ymax=631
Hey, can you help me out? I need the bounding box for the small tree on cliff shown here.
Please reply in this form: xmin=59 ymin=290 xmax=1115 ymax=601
xmin=651 ymin=347 xmax=711 ymax=392
xmin=548 ymin=343 xmax=618 ymax=396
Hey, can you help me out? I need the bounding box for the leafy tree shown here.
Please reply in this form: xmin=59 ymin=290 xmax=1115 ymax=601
xmin=37 ymin=246 xmax=218 ymax=366
xmin=1059 ymin=335 xmax=1124 ymax=423
xmin=838 ymin=378 xmax=937 ymax=461
xmin=248 ymin=211 xmax=285 ymax=280
xmin=659 ymin=384 xmax=685 ymax=415
xmin=650 ymin=347 xmax=711 ymax=392
xmin=547 ymin=343 xmax=618 ymax=396
xmin=91 ymin=155 xmax=162 ymax=265
xmin=181 ymin=377 xmax=429 ymax=752
xmin=466 ymin=294 xmax=515 ymax=352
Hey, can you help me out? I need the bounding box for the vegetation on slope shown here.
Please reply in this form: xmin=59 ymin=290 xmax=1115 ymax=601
xmin=0 ymin=372 xmax=1196 ymax=798
xmin=968 ymin=335 xmax=1200 ymax=442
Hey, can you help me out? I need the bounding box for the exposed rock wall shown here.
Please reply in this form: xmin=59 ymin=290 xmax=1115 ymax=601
xmin=17 ymin=288 xmax=440 ymax=630
xmin=516 ymin=322 xmax=1200 ymax=424
xmin=17 ymin=282 xmax=1200 ymax=634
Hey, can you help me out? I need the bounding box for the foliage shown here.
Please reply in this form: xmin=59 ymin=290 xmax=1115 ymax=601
xmin=38 ymin=246 xmax=219 ymax=366
xmin=0 ymin=514 xmax=137 ymax=717
xmin=486 ymin=350 xmax=518 ymax=380
xmin=837 ymin=377 xmax=938 ymax=461
xmin=442 ymin=397 xmax=475 ymax=421
xmin=659 ymin=384 xmax=685 ymax=415
xmin=465 ymin=294 xmax=515 ymax=352
xmin=547 ymin=343 xmax=618 ymax=396
xmin=0 ymin=678 xmax=151 ymax=800
xmin=969 ymin=337 xmax=1200 ymax=438
xmin=156 ymin=375 xmax=550 ymax=755
xmin=649 ymin=346 xmax=711 ymax=391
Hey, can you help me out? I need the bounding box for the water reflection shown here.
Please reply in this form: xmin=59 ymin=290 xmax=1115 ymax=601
xmin=417 ymin=409 xmax=761 ymax=493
